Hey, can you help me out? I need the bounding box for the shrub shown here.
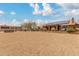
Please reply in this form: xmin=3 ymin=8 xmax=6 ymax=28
xmin=66 ymin=28 xmax=76 ymax=33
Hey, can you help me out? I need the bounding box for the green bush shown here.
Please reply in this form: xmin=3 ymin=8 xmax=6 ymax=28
xmin=66 ymin=28 xmax=76 ymax=33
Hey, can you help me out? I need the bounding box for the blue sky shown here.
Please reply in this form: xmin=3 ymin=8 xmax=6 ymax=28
xmin=0 ymin=3 xmax=79 ymax=25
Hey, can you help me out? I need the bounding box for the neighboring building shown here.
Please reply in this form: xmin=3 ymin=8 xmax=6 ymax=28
xmin=42 ymin=18 xmax=79 ymax=31
xmin=0 ymin=25 xmax=22 ymax=32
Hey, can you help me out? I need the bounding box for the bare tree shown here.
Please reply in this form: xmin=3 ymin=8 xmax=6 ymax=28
xmin=21 ymin=21 xmax=38 ymax=31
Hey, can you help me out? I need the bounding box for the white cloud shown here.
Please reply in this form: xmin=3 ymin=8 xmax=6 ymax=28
xmin=30 ymin=3 xmax=34 ymax=8
xmin=58 ymin=3 xmax=79 ymax=18
xmin=42 ymin=3 xmax=52 ymax=16
xmin=10 ymin=11 xmax=16 ymax=15
xmin=65 ymin=9 xmax=79 ymax=17
xmin=33 ymin=4 xmax=41 ymax=15
xmin=58 ymin=3 xmax=79 ymax=23
xmin=30 ymin=3 xmax=41 ymax=15
xmin=59 ymin=3 xmax=79 ymax=9
xmin=0 ymin=10 xmax=4 ymax=16
xmin=30 ymin=3 xmax=53 ymax=16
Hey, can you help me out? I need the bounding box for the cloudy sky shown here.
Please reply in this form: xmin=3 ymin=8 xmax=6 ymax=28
xmin=0 ymin=3 xmax=79 ymax=25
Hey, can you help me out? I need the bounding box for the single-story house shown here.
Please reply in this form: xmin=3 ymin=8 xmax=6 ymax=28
xmin=42 ymin=18 xmax=79 ymax=31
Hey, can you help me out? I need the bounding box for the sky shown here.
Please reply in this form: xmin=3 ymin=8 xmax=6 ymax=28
xmin=0 ymin=3 xmax=79 ymax=26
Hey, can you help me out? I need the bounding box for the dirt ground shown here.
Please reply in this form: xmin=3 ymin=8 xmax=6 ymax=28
xmin=0 ymin=31 xmax=79 ymax=56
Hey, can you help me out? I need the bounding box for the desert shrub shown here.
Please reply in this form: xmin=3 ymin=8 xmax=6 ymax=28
xmin=66 ymin=28 xmax=76 ymax=33
xmin=4 ymin=30 xmax=14 ymax=33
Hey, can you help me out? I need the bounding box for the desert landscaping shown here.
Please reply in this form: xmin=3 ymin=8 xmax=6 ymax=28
xmin=0 ymin=31 xmax=79 ymax=56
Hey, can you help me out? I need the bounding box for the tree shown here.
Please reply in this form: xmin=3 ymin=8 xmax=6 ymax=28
xmin=21 ymin=21 xmax=38 ymax=31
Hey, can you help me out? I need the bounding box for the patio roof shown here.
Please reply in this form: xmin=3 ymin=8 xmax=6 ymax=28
xmin=46 ymin=20 xmax=69 ymax=26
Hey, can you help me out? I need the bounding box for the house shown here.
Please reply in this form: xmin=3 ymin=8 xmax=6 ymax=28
xmin=0 ymin=25 xmax=22 ymax=32
xmin=42 ymin=18 xmax=78 ymax=31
